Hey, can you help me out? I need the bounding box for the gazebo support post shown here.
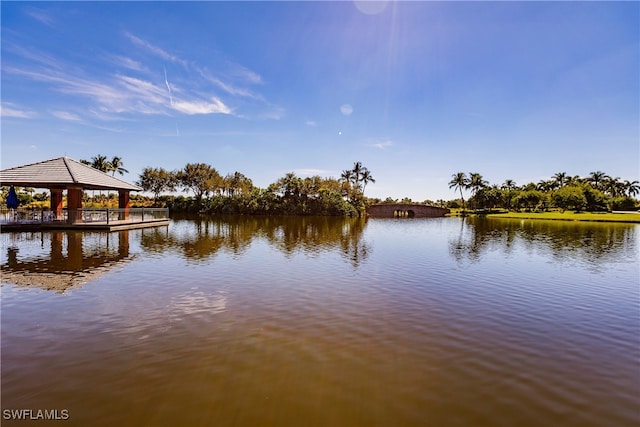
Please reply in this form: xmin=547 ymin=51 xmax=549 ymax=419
xmin=50 ymin=188 xmax=64 ymax=220
xmin=67 ymin=186 xmax=84 ymax=224
xmin=119 ymin=190 xmax=130 ymax=221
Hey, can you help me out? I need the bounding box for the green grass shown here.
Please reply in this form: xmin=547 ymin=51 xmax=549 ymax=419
xmin=485 ymin=211 xmax=640 ymax=223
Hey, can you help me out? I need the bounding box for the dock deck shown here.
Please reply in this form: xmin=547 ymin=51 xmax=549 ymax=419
xmin=1 ymin=207 xmax=170 ymax=232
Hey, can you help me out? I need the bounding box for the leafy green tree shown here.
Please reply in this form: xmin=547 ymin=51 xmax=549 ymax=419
xmin=581 ymin=183 xmax=608 ymax=212
xmin=551 ymin=185 xmax=587 ymax=212
xmin=224 ymin=172 xmax=253 ymax=198
xmin=610 ymin=196 xmax=638 ymax=211
xmin=137 ymin=167 xmax=177 ymax=205
xmin=177 ymin=163 xmax=222 ymax=202
xmin=513 ymin=190 xmax=544 ymax=211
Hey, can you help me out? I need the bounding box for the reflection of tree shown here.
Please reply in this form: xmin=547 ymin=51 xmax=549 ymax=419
xmin=139 ymin=215 xmax=371 ymax=267
xmin=449 ymin=216 xmax=638 ymax=266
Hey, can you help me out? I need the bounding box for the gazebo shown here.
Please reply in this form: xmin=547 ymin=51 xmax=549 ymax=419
xmin=0 ymin=156 xmax=144 ymax=225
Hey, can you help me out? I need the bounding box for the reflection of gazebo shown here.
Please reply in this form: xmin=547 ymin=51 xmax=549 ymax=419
xmin=2 ymin=230 xmax=132 ymax=292
xmin=0 ymin=157 xmax=141 ymax=221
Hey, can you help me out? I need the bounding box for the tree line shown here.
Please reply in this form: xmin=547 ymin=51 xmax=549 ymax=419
xmin=448 ymin=171 xmax=639 ymax=212
xmin=137 ymin=161 xmax=375 ymax=216
xmin=5 ymin=154 xmax=638 ymax=214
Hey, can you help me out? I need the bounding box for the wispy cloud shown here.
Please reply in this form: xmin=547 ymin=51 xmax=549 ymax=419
xmin=0 ymin=102 xmax=37 ymax=119
xmin=172 ymin=98 xmax=231 ymax=115
xmin=369 ymin=139 xmax=394 ymax=149
xmin=305 ymin=120 xmax=318 ymax=127
xmin=3 ymin=42 xmax=64 ymax=71
xmin=109 ymin=54 xmax=148 ymax=72
xmin=123 ymin=32 xmax=189 ymax=68
xmin=24 ymin=7 xmax=56 ymax=27
xmin=4 ymin=30 xmax=277 ymax=121
xmin=50 ymin=111 xmax=82 ymax=121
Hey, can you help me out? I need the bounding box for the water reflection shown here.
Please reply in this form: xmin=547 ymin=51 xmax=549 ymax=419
xmin=140 ymin=215 xmax=371 ymax=267
xmin=449 ymin=216 xmax=638 ymax=268
xmin=1 ymin=230 xmax=132 ymax=292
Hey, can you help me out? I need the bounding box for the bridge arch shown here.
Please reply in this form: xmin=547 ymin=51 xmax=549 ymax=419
xmin=368 ymin=204 xmax=449 ymax=218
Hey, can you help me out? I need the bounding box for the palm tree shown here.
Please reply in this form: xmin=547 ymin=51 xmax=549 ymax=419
xmin=537 ymin=179 xmax=555 ymax=192
xmin=552 ymin=172 xmax=567 ymax=188
xmin=90 ymin=155 xmax=110 ymax=173
xmin=468 ymin=172 xmax=488 ymax=197
xmin=501 ymin=179 xmax=517 ymax=191
xmin=340 ymin=169 xmax=354 ymax=186
xmin=341 ymin=162 xmax=374 ymax=196
xmin=360 ymin=169 xmax=376 ymax=196
xmin=352 ymin=161 xmax=364 ymax=190
xmin=623 ymin=180 xmax=640 ymax=198
xmin=603 ymin=176 xmax=624 ymax=198
xmin=449 ymin=172 xmax=469 ymax=210
xmin=588 ymin=171 xmax=608 ymax=190
xmin=109 ymin=156 xmax=129 ymax=176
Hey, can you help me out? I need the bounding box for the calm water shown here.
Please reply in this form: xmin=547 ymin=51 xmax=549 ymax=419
xmin=1 ymin=216 xmax=638 ymax=426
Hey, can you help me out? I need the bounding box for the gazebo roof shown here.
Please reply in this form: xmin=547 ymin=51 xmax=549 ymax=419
xmin=0 ymin=157 xmax=142 ymax=191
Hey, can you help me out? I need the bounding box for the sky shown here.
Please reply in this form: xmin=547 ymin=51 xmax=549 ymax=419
xmin=1 ymin=1 xmax=638 ymax=202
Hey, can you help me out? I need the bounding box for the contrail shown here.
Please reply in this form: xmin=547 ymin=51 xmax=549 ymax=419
xmin=164 ymin=67 xmax=174 ymax=106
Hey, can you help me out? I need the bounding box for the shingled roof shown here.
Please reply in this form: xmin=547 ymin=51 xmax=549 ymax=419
xmin=0 ymin=157 xmax=142 ymax=191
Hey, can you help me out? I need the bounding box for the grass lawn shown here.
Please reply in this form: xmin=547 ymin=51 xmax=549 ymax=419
xmin=485 ymin=211 xmax=640 ymax=224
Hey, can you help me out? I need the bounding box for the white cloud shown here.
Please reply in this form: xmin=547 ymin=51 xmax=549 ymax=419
xmin=305 ymin=120 xmax=318 ymax=127
xmin=0 ymin=103 xmax=37 ymax=119
xmin=50 ymin=111 xmax=82 ymax=121
xmin=172 ymin=98 xmax=231 ymax=115
xmin=340 ymin=104 xmax=353 ymax=115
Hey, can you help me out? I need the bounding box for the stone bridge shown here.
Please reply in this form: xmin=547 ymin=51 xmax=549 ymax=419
xmin=367 ymin=203 xmax=450 ymax=218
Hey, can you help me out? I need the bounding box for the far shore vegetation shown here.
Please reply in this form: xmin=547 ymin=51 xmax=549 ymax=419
xmin=1 ymin=155 xmax=638 ymax=222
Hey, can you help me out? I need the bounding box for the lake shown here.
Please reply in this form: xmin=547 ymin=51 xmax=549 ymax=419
xmin=1 ymin=216 xmax=638 ymax=426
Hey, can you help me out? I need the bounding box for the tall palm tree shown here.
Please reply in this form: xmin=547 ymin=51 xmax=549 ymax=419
xmin=109 ymin=156 xmax=129 ymax=176
xmin=449 ymin=172 xmax=469 ymax=210
xmin=352 ymin=161 xmax=364 ymax=190
xmin=360 ymin=169 xmax=375 ymax=196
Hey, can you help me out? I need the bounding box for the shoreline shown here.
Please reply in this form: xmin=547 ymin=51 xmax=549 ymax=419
xmin=448 ymin=211 xmax=640 ymax=224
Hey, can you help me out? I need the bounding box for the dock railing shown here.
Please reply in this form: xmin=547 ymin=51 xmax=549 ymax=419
xmin=1 ymin=207 xmax=169 ymax=225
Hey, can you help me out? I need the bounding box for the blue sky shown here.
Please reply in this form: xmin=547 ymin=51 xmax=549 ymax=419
xmin=2 ymin=1 xmax=638 ymax=201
